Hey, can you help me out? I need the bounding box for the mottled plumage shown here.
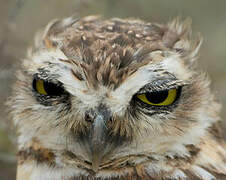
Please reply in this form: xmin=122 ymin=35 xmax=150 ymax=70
xmin=8 ymin=16 xmax=226 ymax=180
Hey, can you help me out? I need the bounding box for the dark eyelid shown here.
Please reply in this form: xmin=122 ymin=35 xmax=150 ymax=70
xmin=33 ymin=73 xmax=61 ymax=85
xmin=136 ymin=79 xmax=187 ymax=94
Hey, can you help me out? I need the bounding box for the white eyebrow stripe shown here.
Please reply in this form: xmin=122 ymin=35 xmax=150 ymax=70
xmin=161 ymin=53 xmax=191 ymax=80
xmin=108 ymin=63 xmax=158 ymax=113
xmin=108 ymin=54 xmax=190 ymax=114
xmin=32 ymin=49 xmax=69 ymax=64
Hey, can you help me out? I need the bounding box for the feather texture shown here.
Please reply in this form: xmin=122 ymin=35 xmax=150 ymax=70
xmin=7 ymin=16 xmax=226 ymax=180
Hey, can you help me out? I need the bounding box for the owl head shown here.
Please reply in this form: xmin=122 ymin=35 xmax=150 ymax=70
xmin=9 ymin=16 xmax=220 ymax=173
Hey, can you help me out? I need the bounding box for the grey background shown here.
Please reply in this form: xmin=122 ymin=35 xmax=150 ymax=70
xmin=0 ymin=0 xmax=225 ymax=179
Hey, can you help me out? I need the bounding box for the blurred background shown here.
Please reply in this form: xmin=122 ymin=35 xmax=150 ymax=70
xmin=0 ymin=0 xmax=225 ymax=179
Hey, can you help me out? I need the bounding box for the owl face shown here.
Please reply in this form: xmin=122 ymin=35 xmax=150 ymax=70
xmin=10 ymin=16 xmax=219 ymax=173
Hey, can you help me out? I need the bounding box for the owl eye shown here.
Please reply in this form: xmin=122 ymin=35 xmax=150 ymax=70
xmin=32 ymin=78 xmax=65 ymax=96
xmin=136 ymin=87 xmax=181 ymax=106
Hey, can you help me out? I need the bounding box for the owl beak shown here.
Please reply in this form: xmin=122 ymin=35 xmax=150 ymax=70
xmin=89 ymin=108 xmax=110 ymax=172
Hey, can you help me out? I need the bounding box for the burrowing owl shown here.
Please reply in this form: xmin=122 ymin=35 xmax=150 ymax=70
xmin=8 ymin=16 xmax=226 ymax=180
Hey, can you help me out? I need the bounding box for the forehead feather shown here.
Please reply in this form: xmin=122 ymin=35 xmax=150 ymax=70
xmin=30 ymin=16 xmax=201 ymax=89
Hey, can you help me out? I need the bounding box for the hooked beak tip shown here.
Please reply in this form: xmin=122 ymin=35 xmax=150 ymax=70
xmin=92 ymin=153 xmax=101 ymax=172
xmin=90 ymin=114 xmax=107 ymax=172
xmin=88 ymin=108 xmax=111 ymax=172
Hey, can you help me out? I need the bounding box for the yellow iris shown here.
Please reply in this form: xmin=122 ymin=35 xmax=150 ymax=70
xmin=35 ymin=79 xmax=48 ymax=95
xmin=136 ymin=88 xmax=178 ymax=106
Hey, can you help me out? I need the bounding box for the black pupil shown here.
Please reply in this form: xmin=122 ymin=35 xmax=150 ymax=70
xmin=44 ymin=81 xmax=64 ymax=96
xmin=146 ymin=90 xmax=169 ymax=104
xmin=33 ymin=79 xmax=64 ymax=96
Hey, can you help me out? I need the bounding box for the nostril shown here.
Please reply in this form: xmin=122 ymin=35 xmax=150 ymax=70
xmin=109 ymin=117 xmax=113 ymax=122
xmin=85 ymin=113 xmax=94 ymax=123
